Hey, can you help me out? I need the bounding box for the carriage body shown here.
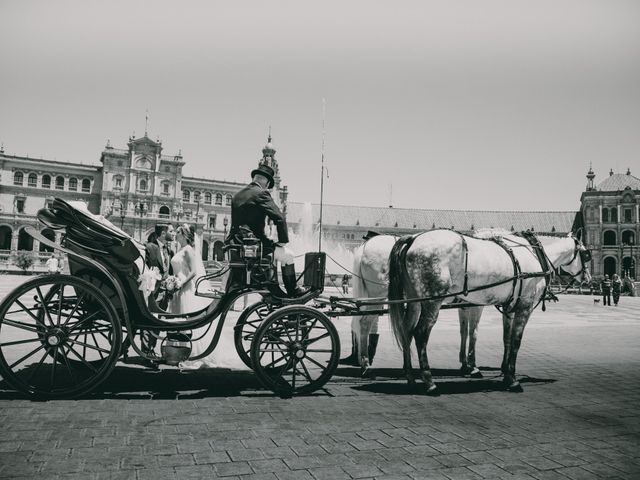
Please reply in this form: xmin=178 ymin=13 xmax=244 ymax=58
xmin=0 ymin=198 xmax=339 ymax=399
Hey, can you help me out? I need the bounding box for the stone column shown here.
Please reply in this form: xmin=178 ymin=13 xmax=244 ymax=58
xmin=636 ymin=204 xmax=639 ymax=223
xmin=11 ymin=231 xmax=19 ymax=251
xmin=618 ymin=205 xmax=621 ymax=224
xmin=599 ymin=204 xmax=603 ymax=224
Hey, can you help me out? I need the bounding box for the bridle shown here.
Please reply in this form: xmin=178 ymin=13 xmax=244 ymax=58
xmin=556 ymin=237 xmax=592 ymax=283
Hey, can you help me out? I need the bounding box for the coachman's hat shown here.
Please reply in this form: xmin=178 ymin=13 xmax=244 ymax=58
xmin=251 ymin=163 xmax=275 ymax=189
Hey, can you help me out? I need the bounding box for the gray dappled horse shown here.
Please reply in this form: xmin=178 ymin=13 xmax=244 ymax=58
xmin=388 ymin=229 xmax=591 ymax=393
xmin=348 ymin=234 xmax=484 ymax=377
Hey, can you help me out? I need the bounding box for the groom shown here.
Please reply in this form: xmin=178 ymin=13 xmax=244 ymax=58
xmin=145 ymin=224 xmax=175 ymax=353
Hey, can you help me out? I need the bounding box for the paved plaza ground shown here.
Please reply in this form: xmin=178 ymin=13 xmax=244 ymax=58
xmin=0 ymin=274 xmax=639 ymax=479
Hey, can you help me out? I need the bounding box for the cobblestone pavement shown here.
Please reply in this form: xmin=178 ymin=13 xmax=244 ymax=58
xmin=0 ymin=275 xmax=639 ymax=479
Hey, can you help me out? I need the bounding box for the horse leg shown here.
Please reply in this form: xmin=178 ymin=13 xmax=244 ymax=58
xmin=504 ymin=310 xmax=532 ymax=392
xmin=501 ymin=311 xmax=515 ymax=377
xmin=357 ymin=314 xmax=374 ymax=377
xmin=458 ymin=308 xmax=470 ymax=375
xmin=467 ymin=306 xmax=483 ymax=378
xmin=413 ymin=301 xmax=441 ymax=393
xmin=402 ymin=302 xmax=421 ymax=386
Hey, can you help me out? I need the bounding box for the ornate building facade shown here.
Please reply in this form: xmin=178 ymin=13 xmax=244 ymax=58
xmin=0 ymin=133 xmax=637 ymax=281
xmin=580 ymin=167 xmax=639 ymax=278
xmin=0 ymin=133 xmax=288 ymax=271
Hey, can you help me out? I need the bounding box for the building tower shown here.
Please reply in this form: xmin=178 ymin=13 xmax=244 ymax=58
xmin=586 ymin=164 xmax=596 ymax=191
xmin=258 ymin=130 xmax=288 ymax=212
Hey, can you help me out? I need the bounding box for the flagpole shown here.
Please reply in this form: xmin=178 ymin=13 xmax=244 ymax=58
xmin=319 ymin=99 xmax=326 ymax=252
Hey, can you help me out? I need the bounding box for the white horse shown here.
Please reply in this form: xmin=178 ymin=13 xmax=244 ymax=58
xmin=388 ymin=229 xmax=591 ymax=393
xmin=343 ymin=234 xmax=484 ymax=377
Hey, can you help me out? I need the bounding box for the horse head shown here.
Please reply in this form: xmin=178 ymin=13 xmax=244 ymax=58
xmin=559 ymin=235 xmax=592 ymax=285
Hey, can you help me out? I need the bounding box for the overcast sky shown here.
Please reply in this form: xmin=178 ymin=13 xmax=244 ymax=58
xmin=1 ymin=0 xmax=639 ymax=211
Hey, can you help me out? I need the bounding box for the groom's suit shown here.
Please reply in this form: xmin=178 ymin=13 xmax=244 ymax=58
xmin=145 ymin=238 xmax=174 ymax=311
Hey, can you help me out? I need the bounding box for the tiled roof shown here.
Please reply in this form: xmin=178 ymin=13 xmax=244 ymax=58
xmin=287 ymin=202 xmax=577 ymax=233
xmin=596 ymin=173 xmax=640 ymax=192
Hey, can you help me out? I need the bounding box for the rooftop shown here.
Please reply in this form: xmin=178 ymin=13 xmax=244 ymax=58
xmin=596 ymin=172 xmax=640 ymax=192
xmin=287 ymin=202 xmax=577 ymax=233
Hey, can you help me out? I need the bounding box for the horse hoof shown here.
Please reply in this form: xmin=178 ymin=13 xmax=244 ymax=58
xmin=507 ymin=382 xmax=523 ymax=393
xmin=470 ymin=368 xmax=483 ymax=379
xmin=426 ymin=384 xmax=439 ymax=396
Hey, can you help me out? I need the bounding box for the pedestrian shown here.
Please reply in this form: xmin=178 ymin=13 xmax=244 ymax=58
xmin=601 ymin=274 xmax=611 ymax=306
xmin=612 ymin=273 xmax=622 ymax=306
xmin=45 ymin=253 xmax=58 ymax=274
xmin=342 ymin=274 xmax=349 ymax=295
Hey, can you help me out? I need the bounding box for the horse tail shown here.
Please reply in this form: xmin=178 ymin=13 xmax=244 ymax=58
xmin=388 ymin=235 xmax=417 ymax=349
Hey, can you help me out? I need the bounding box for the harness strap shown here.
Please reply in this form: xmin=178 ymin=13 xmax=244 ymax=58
xmin=518 ymin=231 xmax=553 ymax=312
xmin=460 ymin=234 xmax=470 ymax=296
xmin=491 ymin=236 xmax=522 ymax=314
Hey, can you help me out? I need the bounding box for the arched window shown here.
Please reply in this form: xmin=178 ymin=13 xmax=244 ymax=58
xmin=42 ymin=175 xmax=51 ymax=189
xmin=0 ymin=226 xmax=12 ymax=250
xmin=204 ymin=192 xmax=212 ymax=204
xmin=81 ymin=179 xmax=91 ymax=192
xmin=69 ymin=178 xmax=78 ymax=191
xmin=139 ymin=178 xmax=147 ymax=191
xmin=215 ymin=193 xmax=222 ymax=205
xmin=114 ymin=175 xmax=123 ymax=190
xmin=208 ymin=214 xmax=216 ymax=229
xmin=202 ymin=240 xmax=209 ymax=261
xmin=159 ymin=205 xmax=170 ymax=219
xmin=610 ymin=208 xmax=618 ymax=223
xmin=603 ymin=257 xmax=617 ymax=278
xmin=17 ymin=228 xmax=34 ymax=251
xmin=182 ymin=190 xmax=190 ymax=202
xmin=603 ymin=230 xmax=617 ymax=246
xmin=622 ymin=230 xmax=635 ymax=245
xmin=214 ymin=241 xmax=225 ymax=261
xmin=194 ymin=191 xmax=201 ymax=203
xmin=40 ymin=229 xmax=56 ymax=252
xmin=55 ymin=176 xmax=64 ymax=190
xmin=13 ymin=172 xmax=23 ymax=186
xmin=28 ymin=173 xmax=37 ymax=187
xmin=225 ymin=194 xmax=232 ymax=206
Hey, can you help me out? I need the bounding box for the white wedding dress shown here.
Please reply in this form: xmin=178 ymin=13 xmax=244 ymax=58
xmin=169 ymin=243 xmax=236 ymax=369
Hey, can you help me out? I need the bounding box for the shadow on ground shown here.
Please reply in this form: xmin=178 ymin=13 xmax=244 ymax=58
xmin=334 ymin=365 xmax=555 ymax=395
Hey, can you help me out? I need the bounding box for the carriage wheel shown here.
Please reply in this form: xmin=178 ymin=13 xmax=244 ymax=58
xmin=75 ymin=271 xmax=129 ymax=357
xmin=0 ymin=275 xmax=122 ymax=398
xmin=234 ymin=301 xmax=274 ymax=368
xmin=250 ymin=305 xmax=340 ymax=396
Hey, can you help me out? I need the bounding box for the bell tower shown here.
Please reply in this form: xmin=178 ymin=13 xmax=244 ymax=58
xmin=258 ymin=129 xmax=288 ymax=212
xmin=586 ymin=164 xmax=595 ymax=191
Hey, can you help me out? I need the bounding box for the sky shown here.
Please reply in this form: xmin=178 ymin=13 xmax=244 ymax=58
xmin=1 ymin=0 xmax=639 ymax=212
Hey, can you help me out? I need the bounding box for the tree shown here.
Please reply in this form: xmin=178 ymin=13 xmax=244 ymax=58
xmin=14 ymin=251 xmax=34 ymax=274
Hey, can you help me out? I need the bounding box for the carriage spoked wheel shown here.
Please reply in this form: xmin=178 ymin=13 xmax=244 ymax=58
xmin=0 ymin=275 xmax=122 ymax=398
xmin=234 ymin=301 xmax=274 ymax=369
xmin=250 ymin=305 xmax=340 ymax=396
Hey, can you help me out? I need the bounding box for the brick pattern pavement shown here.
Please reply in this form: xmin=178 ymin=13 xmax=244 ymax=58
xmin=0 ymin=275 xmax=639 ymax=479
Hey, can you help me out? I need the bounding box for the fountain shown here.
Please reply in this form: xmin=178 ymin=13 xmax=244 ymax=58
xmin=286 ymin=202 xmax=355 ymax=285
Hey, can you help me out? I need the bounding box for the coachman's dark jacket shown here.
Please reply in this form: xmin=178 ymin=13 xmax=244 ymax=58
xmin=226 ymin=182 xmax=288 ymax=253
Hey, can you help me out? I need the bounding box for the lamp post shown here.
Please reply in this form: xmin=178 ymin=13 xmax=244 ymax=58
xmin=223 ymin=216 xmax=228 ymax=238
xmin=135 ymin=202 xmax=147 ymax=242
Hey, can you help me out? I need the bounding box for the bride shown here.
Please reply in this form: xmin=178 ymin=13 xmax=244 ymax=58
xmin=170 ymin=223 xmax=228 ymax=369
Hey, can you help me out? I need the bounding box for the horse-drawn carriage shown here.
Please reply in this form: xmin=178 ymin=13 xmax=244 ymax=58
xmin=0 ymin=198 xmax=593 ymax=399
xmin=0 ymin=198 xmax=341 ymax=398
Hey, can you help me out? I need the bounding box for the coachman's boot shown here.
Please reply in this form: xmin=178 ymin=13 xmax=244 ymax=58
xmin=339 ymin=331 xmax=359 ymax=365
xmin=281 ymin=264 xmax=308 ymax=298
xmin=367 ymin=333 xmax=380 ymax=366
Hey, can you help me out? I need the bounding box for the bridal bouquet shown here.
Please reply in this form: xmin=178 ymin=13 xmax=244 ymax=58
xmin=162 ymin=275 xmax=183 ymax=299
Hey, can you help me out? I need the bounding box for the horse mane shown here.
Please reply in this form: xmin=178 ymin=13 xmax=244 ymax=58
xmin=471 ymin=228 xmax=513 ymax=240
